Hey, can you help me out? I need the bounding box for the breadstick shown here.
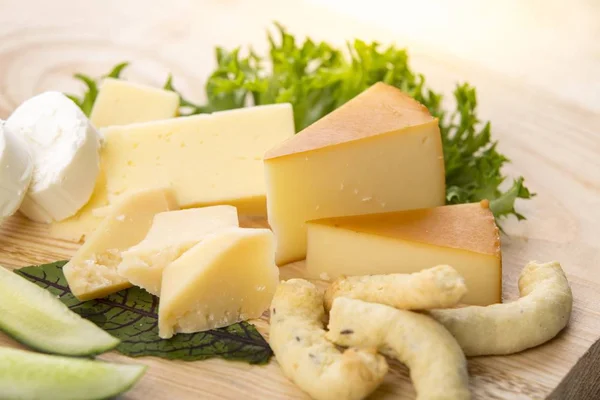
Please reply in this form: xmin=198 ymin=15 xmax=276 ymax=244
xmin=269 ymin=279 xmax=388 ymax=400
xmin=327 ymin=297 xmax=470 ymax=400
xmin=429 ymin=260 xmax=572 ymax=356
xmin=324 ymin=265 xmax=466 ymax=311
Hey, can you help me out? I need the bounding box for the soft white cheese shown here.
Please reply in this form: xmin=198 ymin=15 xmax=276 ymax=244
xmin=6 ymin=92 xmax=101 ymax=222
xmin=0 ymin=121 xmax=33 ymax=220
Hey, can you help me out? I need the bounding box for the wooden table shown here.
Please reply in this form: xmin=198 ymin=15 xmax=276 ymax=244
xmin=1 ymin=1 xmax=599 ymax=398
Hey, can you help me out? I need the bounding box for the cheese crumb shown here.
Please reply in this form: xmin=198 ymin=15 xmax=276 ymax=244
xmin=319 ymin=272 xmax=331 ymax=281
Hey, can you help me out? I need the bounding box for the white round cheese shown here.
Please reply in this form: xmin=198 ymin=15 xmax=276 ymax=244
xmin=0 ymin=121 xmax=33 ymax=220
xmin=6 ymin=92 xmax=101 ymax=223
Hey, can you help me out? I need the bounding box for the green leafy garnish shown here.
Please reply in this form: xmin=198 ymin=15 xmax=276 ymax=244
xmin=15 ymin=261 xmax=273 ymax=365
xmin=66 ymin=23 xmax=532 ymax=220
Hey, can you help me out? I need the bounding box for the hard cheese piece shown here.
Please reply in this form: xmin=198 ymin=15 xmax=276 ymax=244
xmin=50 ymin=104 xmax=293 ymax=241
xmin=64 ymin=188 xmax=178 ymax=301
xmin=6 ymin=92 xmax=101 ymax=223
xmin=102 ymin=104 xmax=294 ymax=215
xmin=90 ymin=78 xmax=179 ymax=128
xmin=0 ymin=121 xmax=33 ymax=220
xmin=306 ymin=201 xmax=502 ymax=306
xmin=118 ymin=206 xmax=239 ymax=296
xmin=158 ymin=227 xmax=279 ymax=339
xmin=264 ymin=82 xmax=445 ymax=265
xmin=49 ymin=170 xmax=108 ymax=242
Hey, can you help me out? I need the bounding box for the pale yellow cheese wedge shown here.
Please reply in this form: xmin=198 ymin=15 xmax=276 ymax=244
xmin=63 ymin=188 xmax=178 ymax=301
xmin=264 ymin=83 xmax=445 ymax=265
xmin=306 ymin=201 xmax=502 ymax=306
xmin=117 ymin=206 xmax=239 ymax=296
xmin=102 ymin=104 xmax=294 ymax=215
xmin=158 ymin=227 xmax=279 ymax=339
xmin=49 ymin=170 xmax=109 ymax=242
xmin=90 ymin=78 xmax=179 ymax=128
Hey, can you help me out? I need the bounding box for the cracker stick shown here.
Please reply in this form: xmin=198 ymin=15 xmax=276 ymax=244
xmin=327 ymin=297 xmax=470 ymax=400
xmin=324 ymin=265 xmax=467 ymax=311
xmin=429 ymin=261 xmax=572 ymax=356
xmin=269 ymin=279 xmax=388 ymax=400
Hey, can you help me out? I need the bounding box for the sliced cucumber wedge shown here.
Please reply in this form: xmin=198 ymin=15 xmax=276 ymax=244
xmin=0 ymin=265 xmax=119 ymax=356
xmin=0 ymin=346 xmax=146 ymax=400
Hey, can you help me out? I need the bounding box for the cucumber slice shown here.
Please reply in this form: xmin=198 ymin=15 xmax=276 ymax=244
xmin=0 ymin=346 xmax=146 ymax=400
xmin=0 ymin=265 xmax=119 ymax=356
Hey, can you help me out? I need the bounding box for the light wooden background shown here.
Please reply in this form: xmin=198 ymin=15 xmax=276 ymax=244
xmin=1 ymin=1 xmax=599 ymax=399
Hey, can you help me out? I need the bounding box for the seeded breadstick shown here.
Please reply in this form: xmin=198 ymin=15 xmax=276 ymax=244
xmin=324 ymin=265 xmax=467 ymax=311
xmin=327 ymin=297 xmax=470 ymax=400
xmin=429 ymin=260 xmax=572 ymax=356
xmin=269 ymin=279 xmax=388 ymax=400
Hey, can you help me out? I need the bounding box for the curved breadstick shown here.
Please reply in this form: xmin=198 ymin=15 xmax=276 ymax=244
xmin=327 ymin=297 xmax=470 ymax=400
xmin=324 ymin=265 xmax=467 ymax=311
xmin=428 ymin=260 xmax=572 ymax=356
xmin=269 ymin=279 xmax=388 ymax=400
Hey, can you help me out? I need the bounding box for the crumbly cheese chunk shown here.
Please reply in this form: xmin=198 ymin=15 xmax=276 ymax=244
xmin=64 ymin=188 xmax=178 ymax=301
xmin=158 ymin=228 xmax=278 ymax=338
xmin=118 ymin=206 xmax=239 ymax=296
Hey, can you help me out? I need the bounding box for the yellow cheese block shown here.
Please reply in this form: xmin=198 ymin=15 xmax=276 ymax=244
xmin=117 ymin=206 xmax=239 ymax=296
xmin=306 ymin=201 xmax=502 ymax=306
xmin=63 ymin=188 xmax=178 ymax=301
xmin=49 ymin=170 xmax=109 ymax=242
xmin=264 ymin=83 xmax=445 ymax=265
xmin=50 ymin=104 xmax=294 ymax=242
xmin=158 ymin=227 xmax=279 ymax=339
xmin=90 ymin=78 xmax=179 ymax=128
xmin=102 ymin=104 xmax=294 ymax=214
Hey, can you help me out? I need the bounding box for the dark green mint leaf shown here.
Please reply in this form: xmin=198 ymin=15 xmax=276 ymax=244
xmin=15 ymin=261 xmax=273 ymax=365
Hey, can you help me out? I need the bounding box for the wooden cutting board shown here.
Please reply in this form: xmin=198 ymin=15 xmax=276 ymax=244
xmin=1 ymin=1 xmax=599 ymax=399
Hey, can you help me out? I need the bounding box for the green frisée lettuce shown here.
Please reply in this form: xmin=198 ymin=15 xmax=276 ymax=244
xmin=67 ymin=23 xmax=532 ymax=221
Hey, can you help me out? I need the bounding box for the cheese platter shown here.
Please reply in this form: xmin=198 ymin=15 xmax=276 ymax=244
xmin=1 ymin=14 xmax=599 ymax=400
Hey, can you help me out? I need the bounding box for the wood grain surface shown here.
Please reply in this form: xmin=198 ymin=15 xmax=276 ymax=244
xmin=1 ymin=1 xmax=599 ymax=399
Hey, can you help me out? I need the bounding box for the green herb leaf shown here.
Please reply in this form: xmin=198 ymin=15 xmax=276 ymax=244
xmin=163 ymin=74 xmax=204 ymax=115
xmin=105 ymin=62 xmax=130 ymax=79
xmin=15 ymin=261 xmax=273 ymax=364
xmin=67 ymin=74 xmax=98 ymax=117
xmin=65 ymin=22 xmax=533 ymax=220
xmin=489 ymin=177 xmax=534 ymax=220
